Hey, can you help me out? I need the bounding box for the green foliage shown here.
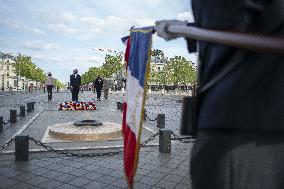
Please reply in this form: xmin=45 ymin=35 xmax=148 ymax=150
xmin=13 ymin=54 xmax=64 ymax=85
xmin=53 ymin=79 xmax=65 ymax=88
xmin=164 ymin=56 xmax=196 ymax=85
xmin=82 ymin=53 xmax=124 ymax=84
xmin=14 ymin=54 xmax=45 ymax=82
xmin=149 ymin=55 xmax=197 ymax=86
xmin=151 ymin=49 xmax=164 ymax=58
xmin=82 ymin=49 xmax=197 ymax=88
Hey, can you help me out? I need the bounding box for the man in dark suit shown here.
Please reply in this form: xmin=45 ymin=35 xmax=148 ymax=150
xmin=93 ymin=75 xmax=103 ymax=101
xmin=70 ymin=69 xmax=81 ymax=102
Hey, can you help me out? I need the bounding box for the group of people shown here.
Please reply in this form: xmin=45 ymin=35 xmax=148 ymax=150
xmin=69 ymin=69 xmax=110 ymax=101
xmin=45 ymin=69 xmax=109 ymax=102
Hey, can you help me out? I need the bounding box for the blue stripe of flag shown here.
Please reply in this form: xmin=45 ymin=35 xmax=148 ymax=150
xmin=128 ymin=30 xmax=152 ymax=87
xmin=121 ymin=36 xmax=129 ymax=46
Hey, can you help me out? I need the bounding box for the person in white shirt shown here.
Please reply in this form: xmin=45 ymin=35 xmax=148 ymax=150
xmin=45 ymin=72 xmax=54 ymax=101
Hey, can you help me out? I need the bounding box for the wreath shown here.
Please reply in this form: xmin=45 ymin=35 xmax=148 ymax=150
xmin=58 ymin=102 xmax=96 ymax=110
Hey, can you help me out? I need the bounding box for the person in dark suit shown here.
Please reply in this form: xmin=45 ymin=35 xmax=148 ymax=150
xmin=70 ymin=69 xmax=81 ymax=102
xmin=93 ymin=75 xmax=103 ymax=101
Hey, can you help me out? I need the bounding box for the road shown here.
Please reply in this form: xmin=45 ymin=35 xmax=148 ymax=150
xmin=0 ymin=90 xmax=186 ymax=150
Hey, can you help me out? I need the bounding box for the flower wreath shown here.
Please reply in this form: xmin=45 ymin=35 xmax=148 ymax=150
xmin=58 ymin=102 xmax=96 ymax=111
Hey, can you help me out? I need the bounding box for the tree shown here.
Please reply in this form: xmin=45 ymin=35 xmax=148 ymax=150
xmin=14 ymin=54 xmax=32 ymax=78
xmin=53 ymin=79 xmax=65 ymax=89
xmin=164 ymin=56 xmax=197 ymax=86
xmin=81 ymin=53 xmax=124 ymax=85
xmin=101 ymin=53 xmax=124 ymax=77
xmin=151 ymin=49 xmax=164 ymax=58
xmin=82 ymin=67 xmax=102 ymax=84
xmin=14 ymin=53 xmax=64 ymax=88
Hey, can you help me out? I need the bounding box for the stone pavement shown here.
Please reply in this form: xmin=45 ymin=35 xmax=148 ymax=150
xmin=0 ymin=143 xmax=193 ymax=189
xmin=0 ymin=91 xmax=193 ymax=189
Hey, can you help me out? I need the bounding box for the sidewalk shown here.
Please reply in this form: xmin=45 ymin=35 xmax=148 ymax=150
xmin=0 ymin=143 xmax=192 ymax=189
xmin=0 ymin=92 xmax=193 ymax=189
xmin=0 ymin=90 xmax=43 ymax=97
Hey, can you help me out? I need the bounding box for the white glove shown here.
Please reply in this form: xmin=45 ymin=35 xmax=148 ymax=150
xmin=155 ymin=20 xmax=187 ymax=41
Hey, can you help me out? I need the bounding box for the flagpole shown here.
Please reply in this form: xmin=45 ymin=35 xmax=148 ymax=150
xmin=163 ymin=25 xmax=284 ymax=54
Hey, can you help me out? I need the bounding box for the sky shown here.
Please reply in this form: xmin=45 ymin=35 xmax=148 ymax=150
xmin=0 ymin=0 xmax=196 ymax=83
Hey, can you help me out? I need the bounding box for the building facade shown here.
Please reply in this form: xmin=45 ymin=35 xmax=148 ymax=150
xmin=0 ymin=52 xmax=28 ymax=91
xmin=150 ymin=56 xmax=168 ymax=72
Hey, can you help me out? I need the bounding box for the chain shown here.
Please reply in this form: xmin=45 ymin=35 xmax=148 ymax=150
xmin=0 ymin=138 xmax=15 ymax=152
xmin=3 ymin=119 xmax=10 ymax=125
xmin=28 ymin=137 xmax=122 ymax=157
xmin=171 ymin=131 xmax=195 ymax=143
xmin=27 ymin=132 xmax=159 ymax=158
xmin=145 ymin=114 xmax=157 ymax=122
xmin=140 ymin=132 xmax=159 ymax=147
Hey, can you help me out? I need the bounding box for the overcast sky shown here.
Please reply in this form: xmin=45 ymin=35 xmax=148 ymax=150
xmin=0 ymin=0 xmax=195 ymax=82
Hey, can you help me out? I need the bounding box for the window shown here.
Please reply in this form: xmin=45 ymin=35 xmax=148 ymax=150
xmin=7 ymin=81 xmax=9 ymax=87
xmin=14 ymin=80 xmax=17 ymax=87
xmin=7 ymin=65 xmax=9 ymax=71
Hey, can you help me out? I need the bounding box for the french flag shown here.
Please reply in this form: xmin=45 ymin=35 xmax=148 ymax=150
xmin=121 ymin=35 xmax=129 ymax=46
xmin=122 ymin=27 xmax=153 ymax=188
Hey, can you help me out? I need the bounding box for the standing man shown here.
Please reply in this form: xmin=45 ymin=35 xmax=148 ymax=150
xmin=93 ymin=75 xmax=103 ymax=101
xmin=70 ymin=69 xmax=81 ymax=102
xmin=103 ymin=78 xmax=110 ymax=100
xmin=45 ymin=72 xmax=54 ymax=101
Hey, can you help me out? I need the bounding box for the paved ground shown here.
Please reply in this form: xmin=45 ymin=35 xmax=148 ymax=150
xmin=0 ymin=90 xmax=193 ymax=189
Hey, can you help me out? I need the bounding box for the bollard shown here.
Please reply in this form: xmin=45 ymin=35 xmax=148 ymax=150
xmin=159 ymin=129 xmax=171 ymax=153
xmin=27 ymin=102 xmax=32 ymax=112
xmin=10 ymin=110 xmax=17 ymax=123
xmin=30 ymin=102 xmax=35 ymax=111
xmin=15 ymin=135 xmax=29 ymax=161
xmin=120 ymin=102 xmax=124 ymax=112
xmin=156 ymin=114 xmax=165 ymax=128
xmin=117 ymin=102 xmax=121 ymax=110
xmin=20 ymin=106 xmax=26 ymax=117
xmin=0 ymin=116 xmax=3 ymax=133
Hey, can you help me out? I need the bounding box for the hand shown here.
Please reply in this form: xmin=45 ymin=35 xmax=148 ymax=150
xmin=155 ymin=20 xmax=187 ymax=41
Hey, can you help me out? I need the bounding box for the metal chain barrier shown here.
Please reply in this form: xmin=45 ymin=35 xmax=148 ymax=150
xmin=0 ymin=131 xmax=159 ymax=157
xmin=171 ymin=131 xmax=195 ymax=143
xmin=0 ymin=138 xmax=15 ymax=152
xmin=140 ymin=131 xmax=159 ymax=147
xmin=3 ymin=119 xmax=10 ymax=125
xmin=145 ymin=114 xmax=157 ymax=122
xmin=28 ymin=137 xmax=122 ymax=157
xmin=28 ymin=132 xmax=159 ymax=158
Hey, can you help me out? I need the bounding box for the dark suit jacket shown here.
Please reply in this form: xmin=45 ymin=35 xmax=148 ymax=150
xmin=70 ymin=74 xmax=81 ymax=87
xmin=189 ymin=0 xmax=284 ymax=132
xmin=93 ymin=77 xmax=103 ymax=90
